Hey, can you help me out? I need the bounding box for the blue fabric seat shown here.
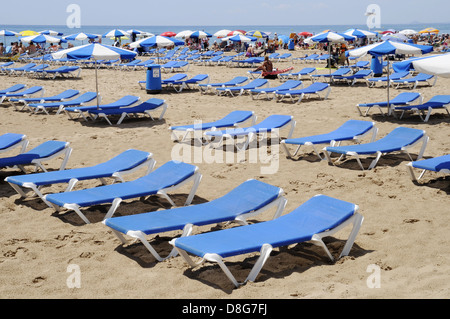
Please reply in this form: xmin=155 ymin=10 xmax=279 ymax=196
xmin=6 ymin=149 xmax=155 ymax=203
xmin=44 ymin=161 xmax=201 ymax=224
xmin=198 ymin=76 xmax=248 ymax=94
xmin=324 ymin=126 xmax=428 ymax=170
xmin=215 ymin=78 xmax=268 ymax=96
xmin=28 ymin=92 xmax=98 ymax=115
xmin=250 ymin=80 xmax=303 ymax=100
xmin=282 ymin=120 xmax=377 ymax=159
xmin=87 ymin=98 xmax=167 ymax=125
xmin=103 ymin=179 xmax=286 ymax=261
xmin=356 ymin=92 xmax=422 ymax=116
xmin=10 ymin=89 xmax=80 ymax=110
xmin=406 ymin=154 xmax=450 ymax=182
xmin=170 ymin=194 xmax=363 ymax=288
xmin=274 ymin=82 xmax=331 ymax=103
xmin=0 ymin=140 xmax=71 ymax=173
xmin=0 ymin=133 xmax=28 ymax=155
xmin=393 ymin=95 xmax=450 ymax=122
xmin=0 ymin=86 xmax=44 ymax=104
xmin=391 ymin=73 xmax=437 ymax=89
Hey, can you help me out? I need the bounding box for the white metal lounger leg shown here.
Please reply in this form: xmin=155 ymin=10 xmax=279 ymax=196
xmin=157 ymin=170 xmax=202 ymax=206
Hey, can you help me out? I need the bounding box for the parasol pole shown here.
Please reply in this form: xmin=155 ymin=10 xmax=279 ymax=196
xmin=95 ymin=57 xmax=99 ymax=109
xmin=328 ymin=43 xmax=332 ymax=84
xmin=387 ymin=57 xmax=391 ymax=115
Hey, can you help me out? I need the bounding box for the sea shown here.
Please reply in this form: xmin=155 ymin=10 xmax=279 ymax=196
xmin=2 ymin=23 xmax=450 ymax=47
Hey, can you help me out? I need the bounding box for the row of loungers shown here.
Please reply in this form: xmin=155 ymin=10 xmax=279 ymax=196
xmin=2 ymin=131 xmax=446 ymax=287
xmin=0 ymin=62 xmax=81 ymax=78
xmin=0 ymin=84 xmax=168 ymax=125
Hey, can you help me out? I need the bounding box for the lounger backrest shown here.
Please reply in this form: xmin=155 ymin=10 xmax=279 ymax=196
xmin=226 ymin=76 xmax=248 ymax=85
xmin=70 ymin=92 xmax=97 ymax=103
xmin=305 ymin=82 xmax=329 ymax=92
xmin=24 ymin=140 xmax=67 ymax=158
xmin=252 ymin=115 xmax=292 ymax=131
xmin=391 ymin=92 xmax=421 ymax=103
xmin=277 ymin=80 xmax=303 ymax=90
xmin=106 ymin=95 xmax=140 ymax=107
xmin=390 ymin=71 xmax=410 ymax=80
xmin=0 ymin=84 xmax=26 ymax=94
xmin=217 ymin=110 xmax=254 ymax=125
xmin=300 ymin=67 xmax=316 ymax=74
xmin=379 ymin=127 xmax=425 ymax=147
xmin=427 ymin=95 xmax=450 ymax=105
xmin=0 ymin=133 xmax=25 ymax=150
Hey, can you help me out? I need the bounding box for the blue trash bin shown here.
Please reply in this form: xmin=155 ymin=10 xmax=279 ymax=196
xmin=288 ymin=39 xmax=295 ymax=51
xmin=371 ymin=56 xmax=383 ymax=77
xmin=146 ymin=64 xmax=162 ymax=94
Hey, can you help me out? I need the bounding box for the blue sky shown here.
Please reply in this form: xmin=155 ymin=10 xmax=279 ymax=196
xmin=1 ymin=0 xmax=448 ymax=26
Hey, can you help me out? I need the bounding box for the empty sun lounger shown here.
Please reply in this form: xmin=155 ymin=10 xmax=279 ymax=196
xmin=215 ymin=78 xmax=268 ymax=96
xmin=6 ymin=149 xmax=155 ymax=205
xmin=323 ymin=126 xmax=428 ymax=170
xmin=170 ymin=194 xmax=363 ymax=288
xmin=0 ymin=86 xmax=44 ymax=104
xmin=0 ymin=84 xmax=26 ymax=94
xmin=393 ymin=95 xmax=450 ymax=122
xmin=250 ymin=80 xmax=303 ymax=100
xmin=278 ymin=67 xmax=317 ymax=81
xmin=103 ymin=179 xmax=287 ymax=261
xmin=162 ymin=61 xmax=189 ymax=73
xmin=391 ymin=73 xmax=437 ymax=90
xmin=406 ymin=154 xmax=450 ymax=182
xmin=167 ymin=74 xmax=209 ymax=93
xmin=5 ymin=63 xmax=36 ymax=76
xmin=88 ymin=98 xmax=167 ymax=125
xmin=138 ymin=74 xmax=188 ymax=89
xmin=281 ymin=120 xmax=377 ymax=160
xmin=333 ymin=69 xmax=374 ymax=86
xmin=28 ymin=92 xmax=99 ymax=115
xmin=356 ymin=92 xmax=422 ymax=117
xmin=43 ymin=160 xmax=201 ymax=224
xmin=9 ymin=89 xmax=80 ymax=111
xmin=311 ymin=68 xmax=351 ymax=82
xmin=274 ymin=82 xmax=331 ymax=103
xmin=64 ymin=95 xmax=140 ymax=120
xmin=170 ymin=110 xmax=256 ymax=144
xmin=0 ymin=133 xmax=29 ymax=155
xmin=205 ymin=114 xmax=296 ymax=151
xmin=198 ymin=76 xmax=248 ymax=94
xmin=366 ymin=71 xmax=410 ymax=87
xmin=38 ymin=66 xmax=82 ymax=79
xmin=0 ymin=140 xmax=71 ymax=173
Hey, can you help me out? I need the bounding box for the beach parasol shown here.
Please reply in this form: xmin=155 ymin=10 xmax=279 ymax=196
xmin=298 ymin=31 xmax=313 ymax=37
xmin=129 ymin=35 xmax=184 ymax=63
xmin=20 ymin=34 xmax=65 ymax=45
xmin=404 ymin=53 xmax=450 ymax=78
xmin=344 ymin=28 xmax=377 ymax=39
xmin=227 ymin=30 xmax=245 ymax=36
xmin=381 ymin=30 xmax=395 ymax=34
xmin=213 ymin=29 xmax=231 ymax=38
xmin=419 ymin=27 xmax=439 ymax=34
xmin=348 ymin=40 xmax=433 ymax=113
xmin=64 ymin=32 xmax=99 ymax=44
xmin=308 ymin=31 xmax=356 ymax=82
xmin=246 ymin=30 xmax=269 ymax=38
xmin=399 ymin=29 xmax=418 ymax=36
xmin=39 ymin=30 xmax=64 ymax=36
xmin=51 ymin=43 xmax=136 ymax=108
xmin=175 ymin=30 xmax=193 ymax=39
xmin=102 ymin=29 xmax=130 ymax=38
xmin=19 ymin=30 xmax=39 ymax=36
xmin=222 ymin=34 xmax=257 ymax=43
xmin=381 ymin=33 xmax=409 ymax=43
xmin=160 ymin=31 xmax=177 ymax=37
xmin=188 ymin=31 xmax=212 ymax=39
xmin=0 ymin=29 xmax=19 ymax=45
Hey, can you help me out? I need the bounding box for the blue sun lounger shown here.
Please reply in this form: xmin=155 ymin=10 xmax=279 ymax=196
xmin=205 ymin=114 xmax=296 ymax=151
xmin=167 ymin=74 xmax=209 ymax=92
xmin=278 ymin=67 xmax=317 ymax=82
xmin=0 ymin=86 xmax=44 ymax=104
xmin=10 ymin=89 xmax=80 ymax=111
xmin=391 ymin=73 xmax=437 ymax=90
xmin=103 ymin=179 xmax=287 ymax=261
xmin=0 ymin=133 xmax=29 ymax=155
xmin=43 ymin=161 xmax=201 ymax=224
xmin=281 ymin=120 xmax=377 ymax=159
xmin=215 ymin=78 xmax=269 ymax=96
xmin=6 ymin=149 xmax=155 ymax=204
xmin=170 ymin=194 xmax=363 ymax=288
xmin=88 ymin=98 xmax=167 ymax=125
xmin=356 ymin=92 xmax=422 ymax=117
xmin=406 ymin=154 xmax=450 ymax=182
xmin=311 ymin=68 xmax=351 ymax=82
xmin=275 ymin=53 xmax=292 ymax=62
xmin=28 ymin=92 xmax=99 ymax=115
xmin=250 ymin=80 xmax=303 ymax=100
xmin=138 ymin=73 xmax=188 ymax=89
xmin=5 ymin=63 xmax=36 ymax=75
xmin=274 ymin=82 xmax=331 ymax=103
xmin=333 ymin=69 xmax=374 ymax=86
xmin=0 ymin=140 xmax=71 ymax=173
xmin=366 ymin=71 xmax=410 ymax=87
xmin=38 ymin=66 xmax=82 ymax=79
xmin=324 ymin=126 xmax=429 ymax=170
xmin=0 ymin=84 xmax=26 ymax=94
xmin=64 ymin=95 xmax=140 ymax=120
xmin=393 ymin=95 xmax=450 ymax=122
xmin=170 ymin=110 xmax=256 ymax=143
xmin=199 ymin=76 xmax=248 ymax=94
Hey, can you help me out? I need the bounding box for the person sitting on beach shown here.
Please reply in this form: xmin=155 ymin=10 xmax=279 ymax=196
xmin=246 ymin=45 xmax=255 ymax=57
xmin=0 ymin=43 xmax=4 ymax=56
xmin=27 ymin=41 xmax=37 ymax=55
xmin=254 ymin=55 xmax=273 ymax=73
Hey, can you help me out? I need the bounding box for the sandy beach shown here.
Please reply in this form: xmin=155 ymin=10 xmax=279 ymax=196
xmin=0 ymin=48 xmax=449 ymax=299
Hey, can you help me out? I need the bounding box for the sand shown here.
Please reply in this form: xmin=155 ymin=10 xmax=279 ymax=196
xmin=0 ymin=48 xmax=449 ymax=299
